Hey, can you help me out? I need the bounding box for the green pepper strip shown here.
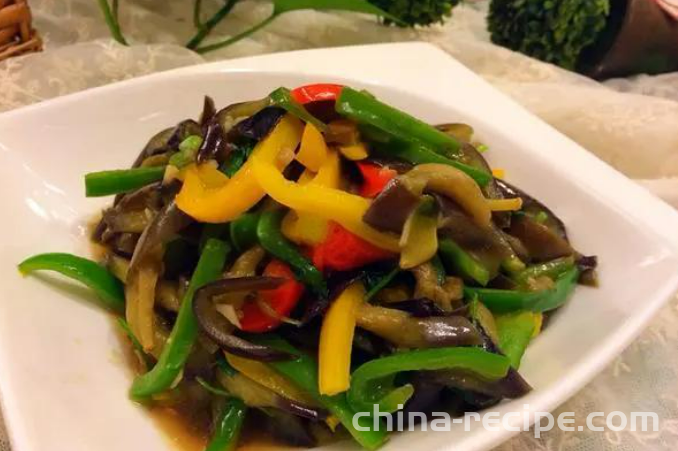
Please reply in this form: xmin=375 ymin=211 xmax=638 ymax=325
xmin=200 ymin=224 xmax=231 ymax=251
xmin=216 ymin=353 xmax=238 ymax=377
xmin=431 ymin=254 xmax=447 ymax=285
xmin=169 ymin=135 xmax=203 ymax=168
xmin=130 ymin=239 xmax=229 ymax=399
xmin=465 ymin=266 xmax=580 ymax=314
xmin=513 ymin=256 xmax=575 ymax=286
xmin=438 ymin=239 xmax=491 ymax=286
xmin=336 ymin=87 xmax=460 ymax=156
xmin=205 ymin=398 xmax=247 ymax=451
xmin=348 ymin=347 xmax=510 ymax=415
xmin=250 ymin=336 xmax=388 ymax=451
xmin=257 ymin=210 xmax=327 ymax=296
xmin=372 ymin=140 xmax=492 ymax=187
xmin=269 ymin=87 xmax=327 ymax=132
xmin=221 ymin=140 xmax=255 ymax=178
xmin=85 ymin=166 xmax=166 ymax=197
xmin=18 ymin=253 xmax=125 ymax=314
xmin=229 ymin=212 xmax=261 ymax=252
xmin=495 ymin=311 xmax=538 ymax=369
xmin=365 ymin=267 xmax=400 ymax=301
xmin=196 ymin=377 xmax=232 ymax=397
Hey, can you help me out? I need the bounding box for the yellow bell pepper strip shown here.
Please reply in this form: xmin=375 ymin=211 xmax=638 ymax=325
xmin=487 ymin=198 xmax=523 ymax=212
xmin=399 ymin=195 xmax=439 ymax=269
xmin=225 ymin=352 xmax=317 ymax=407
xmin=319 ymin=282 xmax=364 ymax=396
xmin=282 ymin=150 xmax=341 ymax=246
xmin=532 ymin=313 xmax=544 ymax=338
xmin=338 ymin=143 xmax=369 ymax=161
xmin=251 ymin=155 xmax=400 ymax=252
xmin=176 ymin=114 xmax=304 ymax=223
xmin=296 ymin=123 xmax=328 ymax=171
xmin=491 ymin=168 xmax=505 ymax=179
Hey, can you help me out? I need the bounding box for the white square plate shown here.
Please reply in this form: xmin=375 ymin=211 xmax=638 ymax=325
xmin=1 ymin=43 xmax=678 ymax=451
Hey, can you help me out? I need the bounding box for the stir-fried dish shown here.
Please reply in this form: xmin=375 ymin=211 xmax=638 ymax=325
xmin=19 ymin=83 xmax=598 ymax=450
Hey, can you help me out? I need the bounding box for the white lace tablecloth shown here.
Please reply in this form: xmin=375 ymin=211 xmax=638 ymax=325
xmin=2 ymin=1 xmax=678 ymax=450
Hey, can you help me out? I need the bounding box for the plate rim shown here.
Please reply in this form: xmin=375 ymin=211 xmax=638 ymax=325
xmin=1 ymin=42 xmax=677 ymax=451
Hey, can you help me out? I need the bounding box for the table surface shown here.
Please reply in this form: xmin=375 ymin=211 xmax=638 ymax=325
xmin=1 ymin=1 xmax=678 ymax=450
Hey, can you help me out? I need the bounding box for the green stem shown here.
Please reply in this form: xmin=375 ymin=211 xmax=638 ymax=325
xmin=97 ymin=0 xmax=128 ymax=45
xmin=195 ymin=14 xmax=277 ymax=54
xmin=193 ymin=0 xmax=203 ymax=28
xmin=187 ymin=0 xmax=241 ymax=50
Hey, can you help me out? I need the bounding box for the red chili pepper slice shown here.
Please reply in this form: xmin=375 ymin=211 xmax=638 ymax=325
xmin=239 ymin=259 xmax=305 ymax=332
xmin=291 ymin=83 xmax=344 ymax=105
xmin=312 ymin=222 xmax=396 ymax=272
xmin=356 ymin=162 xmax=397 ymax=198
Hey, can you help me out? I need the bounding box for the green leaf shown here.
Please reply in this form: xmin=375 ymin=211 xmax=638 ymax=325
xmin=272 ymin=0 xmax=404 ymax=24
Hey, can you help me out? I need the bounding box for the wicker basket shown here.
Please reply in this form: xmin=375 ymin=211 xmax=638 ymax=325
xmin=0 ymin=0 xmax=42 ymax=62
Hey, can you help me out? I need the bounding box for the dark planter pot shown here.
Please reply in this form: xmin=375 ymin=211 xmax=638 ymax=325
xmin=579 ymin=0 xmax=678 ymax=80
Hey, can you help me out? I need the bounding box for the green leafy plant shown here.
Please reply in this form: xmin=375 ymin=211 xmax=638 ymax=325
xmin=97 ymin=0 xmax=461 ymax=53
xmin=488 ymin=0 xmax=610 ymax=70
xmin=370 ymin=0 xmax=460 ymax=26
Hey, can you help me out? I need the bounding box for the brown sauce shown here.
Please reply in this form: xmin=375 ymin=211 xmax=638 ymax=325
xmin=152 ymin=407 xmax=209 ymax=451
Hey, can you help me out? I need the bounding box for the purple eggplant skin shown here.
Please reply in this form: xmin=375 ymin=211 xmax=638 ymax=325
xmin=576 ymin=254 xmax=599 ymax=286
xmin=363 ymin=179 xmax=421 ymax=234
xmin=275 ymin=397 xmax=329 ymax=422
xmin=429 ymin=367 xmax=531 ymax=400
xmin=129 ymin=200 xmax=194 ymax=271
xmin=166 ymin=120 xmax=203 ymax=152
xmin=389 ymin=298 xmax=448 ymax=317
xmin=508 ymin=215 xmax=573 ymax=262
xmin=495 ymin=179 xmax=569 ymax=239
xmin=299 ymin=269 xmax=360 ymax=324
xmin=401 ymin=375 xmax=446 ymax=426
xmin=133 ymin=119 xmax=201 ymax=169
xmin=418 ymin=315 xmax=484 ymax=347
xmin=94 ymin=181 xmax=183 ymax=258
xmin=235 ymin=107 xmax=286 ymax=141
xmin=436 ymin=196 xmax=513 ymax=277
xmin=192 ymin=277 xmax=296 ymax=361
xmin=199 ymin=96 xmax=217 ymax=127
xmin=196 ymin=120 xmax=226 ymax=165
xmin=352 ymin=329 xmax=393 ymax=362
xmin=261 ymin=410 xmax=317 ymax=448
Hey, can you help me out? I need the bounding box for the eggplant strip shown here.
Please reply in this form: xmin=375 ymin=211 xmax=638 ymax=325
xmin=355 ymin=303 xmax=482 ymax=349
xmin=192 ymin=277 xmax=295 ymax=361
xmin=216 ymin=370 xmax=327 ymax=421
xmin=126 ymin=201 xmax=193 ymax=350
